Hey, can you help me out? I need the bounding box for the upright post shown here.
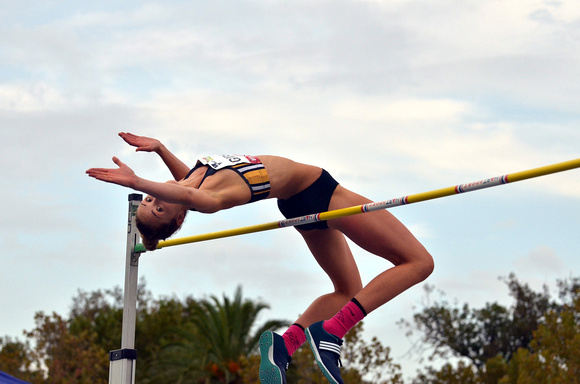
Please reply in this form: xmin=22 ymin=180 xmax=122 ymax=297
xmin=109 ymin=193 xmax=142 ymax=384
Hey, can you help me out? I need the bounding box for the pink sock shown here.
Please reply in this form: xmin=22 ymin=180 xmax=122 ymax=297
xmin=323 ymin=299 xmax=367 ymax=339
xmin=282 ymin=324 xmax=306 ymax=356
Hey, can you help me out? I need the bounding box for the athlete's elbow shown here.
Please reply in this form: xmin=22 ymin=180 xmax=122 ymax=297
xmin=198 ymin=204 xmax=221 ymax=214
xmin=190 ymin=195 xmax=224 ymax=213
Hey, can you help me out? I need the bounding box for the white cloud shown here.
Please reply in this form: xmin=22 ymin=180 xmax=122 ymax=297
xmin=0 ymin=83 xmax=66 ymax=111
xmin=332 ymin=97 xmax=471 ymax=123
xmin=513 ymin=245 xmax=565 ymax=274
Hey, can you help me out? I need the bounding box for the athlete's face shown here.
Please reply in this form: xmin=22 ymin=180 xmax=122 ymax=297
xmin=137 ymin=196 xmax=185 ymax=227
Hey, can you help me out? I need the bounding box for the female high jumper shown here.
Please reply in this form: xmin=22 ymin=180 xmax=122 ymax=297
xmin=87 ymin=132 xmax=433 ymax=384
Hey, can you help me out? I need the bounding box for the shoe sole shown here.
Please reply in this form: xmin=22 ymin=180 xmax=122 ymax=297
xmin=259 ymin=331 xmax=284 ymax=384
xmin=305 ymin=327 xmax=341 ymax=384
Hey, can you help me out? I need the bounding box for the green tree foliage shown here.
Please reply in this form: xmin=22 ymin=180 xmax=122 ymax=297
xmin=341 ymin=322 xmax=404 ymax=384
xmin=25 ymin=311 xmax=110 ymax=384
xmin=0 ymin=337 xmax=43 ymax=384
xmin=4 ymin=273 xmax=575 ymax=383
xmin=401 ymin=273 xmax=555 ymax=369
xmin=136 ymin=296 xmax=206 ymax=383
xmin=411 ymin=360 xmax=479 ymax=384
xmin=500 ymin=277 xmax=580 ymax=384
xmin=143 ymin=286 xmax=289 ymax=383
xmin=188 ymin=286 xmax=289 ymax=382
xmin=402 ymin=274 xmax=579 ymax=384
xmin=0 ymin=283 xmax=286 ymax=383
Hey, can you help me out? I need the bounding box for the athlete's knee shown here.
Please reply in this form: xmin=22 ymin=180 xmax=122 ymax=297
xmin=393 ymin=248 xmax=434 ymax=282
xmin=416 ymin=251 xmax=434 ymax=282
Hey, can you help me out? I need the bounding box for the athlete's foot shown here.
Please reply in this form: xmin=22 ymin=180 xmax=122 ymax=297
xmin=259 ymin=331 xmax=291 ymax=384
xmin=305 ymin=321 xmax=344 ymax=384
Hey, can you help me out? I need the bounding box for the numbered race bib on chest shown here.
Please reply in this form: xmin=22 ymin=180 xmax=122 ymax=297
xmin=197 ymin=154 xmax=261 ymax=170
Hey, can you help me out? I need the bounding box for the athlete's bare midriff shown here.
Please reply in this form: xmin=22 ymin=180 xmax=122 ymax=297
xmin=256 ymin=155 xmax=323 ymax=200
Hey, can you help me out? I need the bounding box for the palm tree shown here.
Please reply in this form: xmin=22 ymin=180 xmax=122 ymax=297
xmin=152 ymin=286 xmax=289 ymax=383
xmin=190 ymin=286 xmax=289 ymax=383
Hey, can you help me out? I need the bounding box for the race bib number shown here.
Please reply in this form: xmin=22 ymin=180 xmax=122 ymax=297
xmin=197 ymin=154 xmax=260 ymax=170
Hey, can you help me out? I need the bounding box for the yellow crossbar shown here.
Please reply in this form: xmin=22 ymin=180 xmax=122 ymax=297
xmin=134 ymin=158 xmax=580 ymax=253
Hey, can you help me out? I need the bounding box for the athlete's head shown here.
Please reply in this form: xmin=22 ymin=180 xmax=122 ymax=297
xmin=136 ymin=195 xmax=187 ymax=251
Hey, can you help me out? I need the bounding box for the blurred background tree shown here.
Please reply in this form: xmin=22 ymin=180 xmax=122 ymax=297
xmin=1 ymin=274 xmax=577 ymax=383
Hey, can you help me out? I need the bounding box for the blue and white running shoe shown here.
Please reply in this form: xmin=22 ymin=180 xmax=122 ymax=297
xmin=259 ymin=331 xmax=291 ymax=384
xmin=305 ymin=321 xmax=344 ymax=384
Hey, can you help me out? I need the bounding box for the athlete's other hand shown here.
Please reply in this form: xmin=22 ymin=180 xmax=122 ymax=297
xmin=86 ymin=157 xmax=138 ymax=188
xmin=119 ymin=132 xmax=162 ymax=153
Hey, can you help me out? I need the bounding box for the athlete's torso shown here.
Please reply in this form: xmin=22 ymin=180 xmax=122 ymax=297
xmin=180 ymin=155 xmax=323 ymax=201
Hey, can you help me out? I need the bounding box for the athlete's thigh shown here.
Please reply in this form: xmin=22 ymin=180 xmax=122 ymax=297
xmin=327 ymin=186 xmax=428 ymax=266
xmin=298 ymin=228 xmax=363 ymax=294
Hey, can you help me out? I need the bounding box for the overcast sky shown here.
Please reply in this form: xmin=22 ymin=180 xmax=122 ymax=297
xmin=1 ymin=0 xmax=579 ymax=379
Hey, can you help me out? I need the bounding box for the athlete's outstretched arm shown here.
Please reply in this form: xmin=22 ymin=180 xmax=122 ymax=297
xmin=119 ymin=132 xmax=191 ymax=181
xmin=86 ymin=157 xmax=223 ymax=212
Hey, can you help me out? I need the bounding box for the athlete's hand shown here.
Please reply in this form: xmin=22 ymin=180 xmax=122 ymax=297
xmin=119 ymin=132 xmax=162 ymax=153
xmin=86 ymin=157 xmax=138 ymax=188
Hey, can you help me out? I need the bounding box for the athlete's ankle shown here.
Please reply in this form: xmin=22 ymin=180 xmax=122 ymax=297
xmin=322 ymin=299 xmax=366 ymax=339
xmin=282 ymin=323 xmax=306 ymax=356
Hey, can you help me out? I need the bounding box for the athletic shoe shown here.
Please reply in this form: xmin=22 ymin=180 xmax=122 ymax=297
xmin=259 ymin=331 xmax=291 ymax=384
xmin=305 ymin=321 xmax=344 ymax=384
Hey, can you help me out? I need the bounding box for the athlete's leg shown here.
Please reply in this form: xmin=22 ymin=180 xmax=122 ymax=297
xmin=327 ymin=185 xmax=434 ymax=314
xmin=259 ymin=227 xmax=362 ymax=383
xmin=305 ymin=186 xmax=433 ymax=384
xmin=293 ymin=228 xmax=364 ymax=327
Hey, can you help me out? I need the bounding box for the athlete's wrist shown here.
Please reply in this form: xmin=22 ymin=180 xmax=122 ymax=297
xmin=154 ymin=142 xmax=166 ymax=155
